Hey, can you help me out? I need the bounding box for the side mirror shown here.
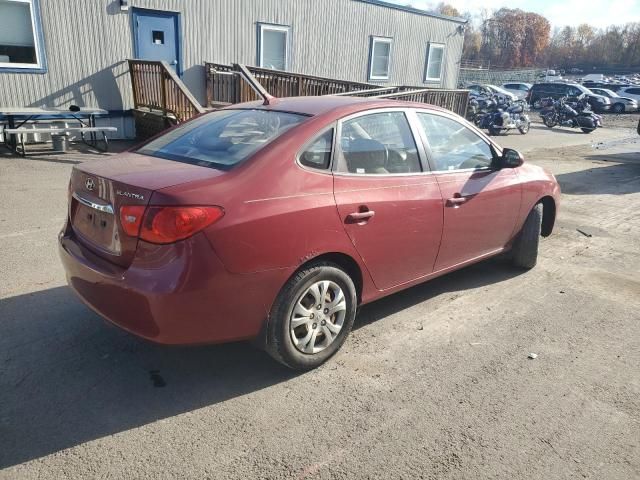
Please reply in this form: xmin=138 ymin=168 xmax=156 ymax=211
xmin=500 ymin=148 xmax=524 ymax=168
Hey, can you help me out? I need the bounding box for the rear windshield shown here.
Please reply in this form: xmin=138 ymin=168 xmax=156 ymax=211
xmin=137 ymin=109 xmax=307 ymax=169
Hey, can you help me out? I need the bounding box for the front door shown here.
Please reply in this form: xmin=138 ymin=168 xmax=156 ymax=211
xmin=333 ymin=110 xmax=444 ymax=290
xmin=133 ymin=9 xmax=180 ymax=73
xmin=415 ymin=111 xmax=521 ymax=270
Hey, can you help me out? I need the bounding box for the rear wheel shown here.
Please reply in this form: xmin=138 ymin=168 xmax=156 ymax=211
xmin=581 ymin=127 xmax=595 ymax=133
xmin=266 ymin=262 xmax=357 ymax=370
xmin=518 ymin=120 xmax=530 ymax=134
xmin=511 ymin=204 xmax=542 ymax=269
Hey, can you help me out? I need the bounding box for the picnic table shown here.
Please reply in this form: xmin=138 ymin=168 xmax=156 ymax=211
xmin=0 ymin=107 xmax=116 ymax=156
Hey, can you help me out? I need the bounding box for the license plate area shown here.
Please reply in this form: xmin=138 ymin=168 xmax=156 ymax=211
xmin=71 ymin=196 xmax=121 ymax=255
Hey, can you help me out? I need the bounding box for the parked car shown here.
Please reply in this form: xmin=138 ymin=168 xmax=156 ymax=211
xmin=467 ymin=84 xmax=518 ymax=102
xmin=615 ymin=86 xmax=640 ymax=103
xmin=502 ymin=82 xmax=532 ymax=100
xmin=583 ymin=73 xmax=605 ymax=82
xmin=582 ymin=81 xmax=625 ymax=92
xmin=528 ymin=82 xmax=611 ymax=112
xmin=58 ymin=96 xmax=560 ymax=370
xmin=589 ymin=88 xmax=639 ymax=113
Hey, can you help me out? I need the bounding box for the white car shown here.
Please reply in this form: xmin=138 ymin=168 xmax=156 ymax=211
xmin=467 ymin=84 xmax=518 ymax=102
xmin=502 ymin=82 xmax=532 ymax=100
xmin=590 ymin=88 xmax=639 ymax=113
xmin=616 ymin=86 xmax=640 ymax=103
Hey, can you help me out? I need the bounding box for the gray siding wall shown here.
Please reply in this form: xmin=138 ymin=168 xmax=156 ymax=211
xmin=0 ymin=0 xmax=463 ymax=114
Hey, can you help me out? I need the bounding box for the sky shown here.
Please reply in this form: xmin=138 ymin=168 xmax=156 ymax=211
xmin=387 ymin=0 xmax=640 ymax=28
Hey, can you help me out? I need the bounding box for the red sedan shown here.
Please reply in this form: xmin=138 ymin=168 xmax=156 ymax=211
xmin=59 ymin=96 xmax=560 ymax=370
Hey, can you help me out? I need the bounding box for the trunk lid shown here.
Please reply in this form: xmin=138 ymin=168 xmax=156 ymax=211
xmin=69 ymin=152 xmax=225 ymax=267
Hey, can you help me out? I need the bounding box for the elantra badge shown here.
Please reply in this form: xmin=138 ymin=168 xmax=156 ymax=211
xmin=116 ymin=190 xmax=145 ymax=201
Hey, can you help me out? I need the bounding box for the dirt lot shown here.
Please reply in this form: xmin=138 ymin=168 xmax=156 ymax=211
xmin=1 ymin=117 xmax=639 ymax=479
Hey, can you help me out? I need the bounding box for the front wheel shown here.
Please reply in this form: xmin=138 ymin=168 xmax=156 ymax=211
xmin=266 ymin=262 xmax=357 ymax=370
xmin=488 ymin=124 xmax=502 ymax=136
xmin=581 ymin=127 xmax=595 ymax=133
xmin=518 ymin=120 xmax=530 ymax=134
xmin=612 ymin=103 xmax=625 ymax=113
xmin=542 ymin=115 xmax=557 ymax=128
xmin=511 ymin=204 xmax=542 ymax=269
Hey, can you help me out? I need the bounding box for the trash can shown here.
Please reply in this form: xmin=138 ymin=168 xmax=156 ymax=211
xmin=51 ymin=134 xmax=68 ymax=152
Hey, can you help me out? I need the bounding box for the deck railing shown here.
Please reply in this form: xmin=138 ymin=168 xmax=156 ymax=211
xmin=128 ymin=59 xmax=204 ymax=122
xmin=373 ymin=88 xmax=470 ymax=117
xmin=205 ymin=62 xmax=470 ymax=117
xmin=205 ymin=62 xmax=379 ymax=106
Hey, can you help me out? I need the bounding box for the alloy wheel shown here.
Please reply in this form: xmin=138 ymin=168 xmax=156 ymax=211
xmin=290 ymin=280 xmax=347 ymax=354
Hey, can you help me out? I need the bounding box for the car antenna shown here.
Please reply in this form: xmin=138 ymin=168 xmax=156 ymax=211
xmin=234 ymin=63 xmax=277 ymax=106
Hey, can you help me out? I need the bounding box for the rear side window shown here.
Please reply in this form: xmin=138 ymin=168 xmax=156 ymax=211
xmin=137 ymin=109 xmax=306 ymax=169
xmin=338 ymin=111 xmax=421 ymax=174
xmin=299 ymin=129 xmax=333 ymax=170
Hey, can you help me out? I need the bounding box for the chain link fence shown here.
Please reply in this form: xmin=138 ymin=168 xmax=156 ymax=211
xmin=458 ymin=68 xmax=544 ymax=87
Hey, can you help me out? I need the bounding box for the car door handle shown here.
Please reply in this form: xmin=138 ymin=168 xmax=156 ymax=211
xmin=346 ymin=210 xmax=375 ymax=223
xmin=446 ymin=196 xmax=468 ymax=207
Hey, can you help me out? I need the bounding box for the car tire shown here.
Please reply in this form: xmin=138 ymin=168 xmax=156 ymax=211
xmin=266 ymin=262 xmax=357 ymax=370
xmin=612 ymin=103 xmax=625 ymax=113
xmin=511 ymin=203 xmax=542 ymax=270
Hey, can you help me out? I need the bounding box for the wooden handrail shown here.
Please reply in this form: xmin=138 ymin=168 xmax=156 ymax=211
xmin=203 ymin=61 xmax=470 ymax=117
xmin=372 ymin=88 xmax=470 ymax=116
xmin=205 ymin=62 xmax=379 ymax=106
xmin=128 ymin=59 xmax=204 ymax=123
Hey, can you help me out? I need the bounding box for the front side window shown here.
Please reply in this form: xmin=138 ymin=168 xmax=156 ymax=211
xmin=339 ymin=111 xmax=421 ymax=175
xmin=0 ymin=0 xmax=46 ymax=71
xmin=417 ymin=113 xmax=494 ymax=171
xmin=425 ymin=43 xmax=445 ymax=82
xmin=258 ymin=23 xmax=289 ymax=70
xmin=368 ymin=37 xmax=392 ymax=81
xmin=138 ymin=109 xmax=306 ymax=169
xmin=299 ymin=129 xmax=333 ymax=170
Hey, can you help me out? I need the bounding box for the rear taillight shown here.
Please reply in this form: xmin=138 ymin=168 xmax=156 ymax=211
xmin=140 ymin=206 xmax=224 ymax=244
xmin=120 ymin=205 xmax=146 ymax=237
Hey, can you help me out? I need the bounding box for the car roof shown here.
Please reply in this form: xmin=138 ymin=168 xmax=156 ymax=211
xmin=226 ymin=95 xmax=451 ymax=117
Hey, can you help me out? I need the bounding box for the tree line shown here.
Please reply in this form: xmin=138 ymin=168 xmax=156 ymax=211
xmin=434 ymin=3 xmax=640 ymax=70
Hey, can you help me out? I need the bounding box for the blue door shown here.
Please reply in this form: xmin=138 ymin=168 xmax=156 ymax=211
xmin=133 ymin=9 xmax=181 ymax=74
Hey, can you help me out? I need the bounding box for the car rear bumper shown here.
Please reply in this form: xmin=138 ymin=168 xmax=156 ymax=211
xmin=58 ymin=224 xmax=288 ymax=345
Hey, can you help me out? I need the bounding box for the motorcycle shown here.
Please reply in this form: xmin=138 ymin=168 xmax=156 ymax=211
xmin=466 ymin=95 xmax=494 ymax=126
xmin=539 ymin=95 xmax=602 ymax=134
xmin=477 ymin=96 xmax=530 ymax=135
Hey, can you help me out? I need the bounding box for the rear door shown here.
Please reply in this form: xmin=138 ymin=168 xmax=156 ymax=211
xmin=133 ymin=9 xmax=181 ymax=73
xmin=414 ymin=111 xmax=521 ymax=270
xmin=332 ymin=109 xmax=444 ymax=290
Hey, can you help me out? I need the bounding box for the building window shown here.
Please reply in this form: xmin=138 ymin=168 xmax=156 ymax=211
xmin=258 ymin=23 xmax=290 ymax=71
xmin=0 ymin=0 xmax=46 ymax=72
xmin=368 ymin=37 xmax=392 ymax=81
xmin=424 ymin=43 xmax=445 ymax=82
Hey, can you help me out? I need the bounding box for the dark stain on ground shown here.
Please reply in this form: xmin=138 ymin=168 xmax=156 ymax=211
xmin=149 ymin=370 xmax=166 ymax=388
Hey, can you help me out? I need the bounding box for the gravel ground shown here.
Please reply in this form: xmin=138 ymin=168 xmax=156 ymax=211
xmin=1 ymin=129 xmax=639 ymax=479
